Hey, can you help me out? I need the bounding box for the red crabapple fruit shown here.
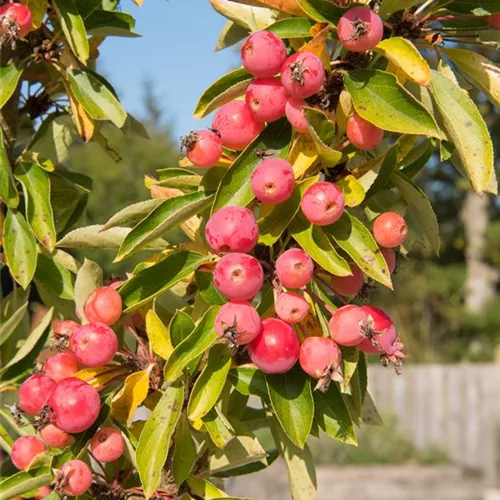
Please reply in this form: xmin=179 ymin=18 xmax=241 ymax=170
xmin=83 ymin=286 xmax=122 ymax=325
xmin=48 ymin=377 xmax=101 ymax=433
xmin=487 ymin=13 xmax=500 ymax=29
xmin=18 ymin=374 xmax=55 ymax=416
xmin=381 ymin=247 xmax=396 ymax=274
xmin=246 ymin=78 xmax=288 ymax=123
xmin=44 ymin=352 xmax=79 ymax=382
xmin=90 ymin=427 xmax=125 ymax=462
xmin=34 ymin=485 xmax=52 ymax=499
xmin=331 ymin=264 xmax=364 ymax=297
xmin=11 ymin=436 xmax=46 ymax=470
xmin=213 ymin=253 xmax=264 ymax=300
xmin=70 ymin=323 xmax=118 ymax=367
xmin=275 ymin=291 xmax=309 ymax=324
xmin=347 ymin=114 xmax=384 ymax=150
xmin=251 ymin=158 xmax=294 ymax=205
xmin=182 ymin=129 xmax=222 ymax=168
xmin=108 ymin=280 xmax=124 ymax=290
xmin=0 ymin=3 xmax=32 ymax=38
xmin=373 ymin=212 xmax=408 ymax=248
xmin=40 ymin=424 xmax=74 ymax=448
xmin=275 ymin=248 xmax=314 ymax=289
xmin=241 ymin=31 xmax=287 ymax=78
xmin=328 ymin=304 xmax=367 ymax=346
xmin=337 ymin=7 xmax=384 ymax=52
xmin=285 ymin=97 xmax=309 ymax=133
xmin=215 ymin=301 xmax=262 ymax=345
xmin=248 ymin=318 xmax=300 ymax=373
xmin=58 ymin=460 xmax=93 ymax=496
xmin=212 ymin=100 xmax=264 ymax=151
xmin=281 ymin=52 xmax=325 ymax=99
xmin=205 ymin=206 xmax=258 ymax=254
xmin=52 ymin=319 xmax=79 ymax=337
xmin=301 ymin=182 xmax=345 ymax=226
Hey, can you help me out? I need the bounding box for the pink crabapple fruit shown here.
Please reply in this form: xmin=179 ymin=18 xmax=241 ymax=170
xmin=274 ymin=291 xmax=309 ymax=324
xmin=285 ymin=97 xmax=309 ymax=133
xmin=205 ymin=206 xmax=258 ymax=254
xmin=337 ymin=7 xmax=384 ymax=53
xmin=381 ymin=247 xmax=396 ymax=274
xmin=0 ymin=3 xmax=32 ymax=38
xmin=275 ymin=248 xmax=314 ymax=289
xmin=301 ymin=181 xmax=345 ymax=226
xmin=89 ymin=427 xmax=125 ymax=463
xmin=246 ymin=77 xmax=288 ymax=123
xmin=70 ymin=323 xmax=118 ymax=367
xmin=11 ymin=436 xmax=46 ymax=470
xmin=40 ymin=424 xmax=74 ymax=449
xmin=331 ymin=264 xmax=364 ymax=297
xmin=213 ymin=253 xmax=264 ymax=301
xmin=248 ymin=318 xmax=300 ymax=374
xmin=44 ymin=352 xmax=79 ymax=382
xmin=241 ymin=31 xmax=287 ymax=78
xmin=18 ymin=374 xmax=56 ymax=416
xmin=251 ymin=158 xmax=294 ymax=205
xmin=52 ymin=319 xmax=79 ymax=338
xmin=212 ymin=100 xmax=264 ymax=151
xmin=215 ymin=300 xmax=262 ymax=345
xmin=373 ymin=212 xmax=408 ymax=248
xmin=281 ymin=51 xmax=325 ymax=99
xmin=58 ymin=460 xmax=93 ymax=496
xmin=347 ymin=114 xmax=384 ymax=150
xmin=183 ymin=129 xmax=222 ymax=168
xmin=83 ymin=286 xmax=122 ymax=325
xmin=34 ymin=486 xmax=52 ymax=499
xmin=328 ymin=304 xmax=368 ymax=346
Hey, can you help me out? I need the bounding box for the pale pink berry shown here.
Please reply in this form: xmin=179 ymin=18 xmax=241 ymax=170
xmin=58 ymin=460 xmax=93 ymax=496
xmin=251 ymin=158 xmax=294 ymax=205
xmin=0 ymin=3 xmax=32 ymax=38
xmin=90 ymin=427 xmax=125 ymax=463
xmin=285 ymin=97 xmax=309 ymax=133
xmin=205 ymin=206 xmax=258 ymax=254
xmin=18 ymin=374 xmax=56 ymax=416
xmin=246 ymin=78 xmax=288 ymax=123
xmin=40 ymin=424 xmax=74 ymax=448
xmin=328 ymin=304 xmax=367 ymax=346
xmin=373 ymin=212 xmax=408 ymax=248
xmin=241 ymin=31 xmax=287 ymax=78
xmin=11 ymin=436 xmax=46 ymax=470
xmin=84 ymin=286 xmax=122 ymax=325
xmin=44 ymin=352 xmax=79 ymax=382
xmin=213 ymin=253 xmax=264 ymax=300
xmin=184 ymin=130 xmax=222 ymax=168
xmin=337 ymin=7 xmax=384 ymax=52
xmin=275 ymin=248 xmax=314 ymax=289
xmin=280 ymin=52 xmax=324 ymax=99
xmin=275 ymin=291 xmax=309 ymax=324
xmin=381 ymin=247 xmax=396 ymax=274
xmin=299 ymin=336 xmax=341 ymax=379
xmin=347 ymin=114 xmax=384 ymax=150
xmin=212 ymin=100 xmax=264 ymax=151
xmin=301 ymin=182 xmax=345 ymax=226
xmin=215 ymin=301 xmax=261 ymax=345
xmin=70 ymin=323 xmax=118 ymax=367
xmin=331 ymin=264 xmax=364 ymax=297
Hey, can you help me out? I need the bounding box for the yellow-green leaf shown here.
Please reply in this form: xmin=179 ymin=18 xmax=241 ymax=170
xmin=74 ymin=365 xmax=129 ymax=388
xmin=111 ymin=369 xmax=151 ymax=424
xmin=145 ymin=309 xmax=174 ymax=360
xmin=336 ymin=175 xmax=365 ymax=207
xmin=186 ymin=476 xmax=227 ymax=499
xmin=20 ymin=0 xmax=48 ymax=28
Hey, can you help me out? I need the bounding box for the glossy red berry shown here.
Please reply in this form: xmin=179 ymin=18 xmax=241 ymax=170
xmin=48 ymin=377 xmax=101 ymax=433
xmin=328 ymin=304 xmax=367 ymax=346
xmin=331 ymin=264 xmax=364 ymax=297
xmin=337 ymin=7 xmax=384 ymax=52
xmin=246 ymin=77 xmax=288 ymax=123
xmin=381 ymin=247 xmax=396 ymax=274
xmin=251 ymin=158 xmax=294 ymax=205
xmin=248 ymin=318 xmax=300 ymax=374
xmin=52 ymin=319 xmax=79 ymax=338
xmin=347 ymin=113 xmax=384 ymax=150
xmin=18 ymin=374 xmax=56 ymax=416
xmin=301 ymin=182 xmax=345 ymax=226
xmin=44 ymin=352 xmax=79 ymax=382
xmin=70 ymin=323 xmax=118 ymax=367
xmin=275 ymin=248 xmax=314 ymax=289
xmin=0 ymin=3 xmax=32 ymax=38
xmin=213 ymin=253 xmax=264 ymax=300
xmin=11 ymin=436 xmax=46 ymax=470
xmin=373 ymin=212 xmax=408 ymax=248
xmin=285 ymin=97 xmax=309 ymax=133
xmin=299 ymin=336 xmax=341 ymax=379
xmin=205 ymin=206 xmax=258 ymax=254
xmin=212 ymin=100 xmax=264 ymax=151
xmin=183 ymin=129 xmax=222 ymax=168
xmin=275 ymin=291 xmax=309 ymax=324
xmin=40 ymin=424 xmax=74 ymax=448
xmin=90 ymin=427 xmax=124 ymax=463
xmin=84 ymin=286 xmax=122 ymax=325
xmin=487 ymin=13 xmax=500 ymax=29
xmin=215 ymin=301 xmax=261 ymax=345
xmin=58 ymin=460 xmax=93 ymax=496
xmin=241 ymin=31 xmax=287 ymax=78
xmin=281 ymin=51 xmax=324 ymax=99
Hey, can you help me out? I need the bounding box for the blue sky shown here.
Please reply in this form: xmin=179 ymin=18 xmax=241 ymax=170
xmin=100 ymin=0 xmax=239 ymax=136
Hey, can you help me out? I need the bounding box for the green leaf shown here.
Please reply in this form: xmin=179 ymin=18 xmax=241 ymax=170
xmin=163 ymin=306 xmax=220 ymax=383
xmin=186 ymin=476 xmax=228 ymax=499
xmin=0 ymin=302 xmax=28 ymax=348
xmin=212 ymin=119 xmax=292 ymax=212
xmin=361 ymin=391 xmax=383 ymax=426
xmin=15 ymin=163 xmax=56 ymax=251
xmin=296 ymin=0 xmax=344 ymax=25
xmin=0 ymin=467 xmax=51 ymax=500
xmin=53 ymin=0 xmax=89 ymax=63
xmin=0 ymin=60 xmax=23 ymax=110
xmin=344 ymin=70 xmax=441 ymax=138
xmin=67 ymin=69 xmax=127 ymax=127
xmin=3 ymin=209 xmax=37 ymax=290
xmin=188 ymin=344 xmax=232 ymax=421
xmin=392 ymin=172 xmax=440 ymax=255
xmin=115 ymin=192 xmax=213 ymax=262
xmin=156 ymin=168 xmax=201 ymax=190
xmin=169 ymin=310 xmax=196 ymax=347
xmin=325 ymin=212 xmax=392 ymax=288
xmin=21 ymin=0 xmax=48 ymax=28
xmin=172 ymin=413 xmax=197 ymax=486
xmin=228 ymin=365 xmax=268 ymax=399
xmin=136 ymin=381 xmax=184 ymax=500
xmin=120 ymin=251 xmax=210 ymax=313
xmin=267 ymin=17 xmax=316 ymax=38
xmin=446 ymin=0 xmax=500 ymax=14
xmin=85 ymin=10 xmax=140 ymax=37
xmin=360 ymin=143 xmax=399 ymax=197
xmin=0 ymin=128 xmax=19 ymax=208
xmin=210 ymin=0 xmax=278 ymax=32
xmin=193 ymin=68 xmax=252 ymax=119
xmin=290 ymin=214 xmax=351 ymax=277
xmin=339 ymin=345 xmax=359 ymax=392
xmin=74 ymin=258 xmax=102 ymax=321
xmin=202 ymin=406 xmax=235 ymax=448
xmin=267 ymin=364 xmax=314 ymax=449
xmin=195 ymin=270 xmax=227 ymax=306
xmin=102 ymin=199 xmax=164 ymax=231
xmin=215 ymin=20 xmax=248 ymax=51
xmin=430 ymin=70 xmax=493 ymax=192
xmin=34 ymin=252 xmax=74 ymax=300
xmin=379 ymin=0 xmax=421 ymax=15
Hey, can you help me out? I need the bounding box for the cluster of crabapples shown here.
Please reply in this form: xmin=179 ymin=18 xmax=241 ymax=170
xmin=10 ymin=286 xmax=126 ymax=497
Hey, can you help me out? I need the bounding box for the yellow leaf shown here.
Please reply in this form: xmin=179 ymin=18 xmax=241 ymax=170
xmin=180 ymin=155 xmax=233 ymax=169
xmin=132 ymin=0 xmax=144 ymax=5
xmin=287 ymin=135 xmax=319 ymax=179
xmin=69 ymin=94 xmax=95 ymax=143
xmin=336 ymin=175 xmax=365 ymax=207
xmin=336 ymin=90 xmax=353 ymax=135
xmin=74 ymin=365 xmax=129 ymax=388
xmin=111 ymin=368 xmax=151 ymax=424
xmin=299 ymin=23 xmax=331 ymax=69
xmin=294 ymin=309 xmax=323 ymax=343
xmin=145 ymin=309 xmax=174 ymax=360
